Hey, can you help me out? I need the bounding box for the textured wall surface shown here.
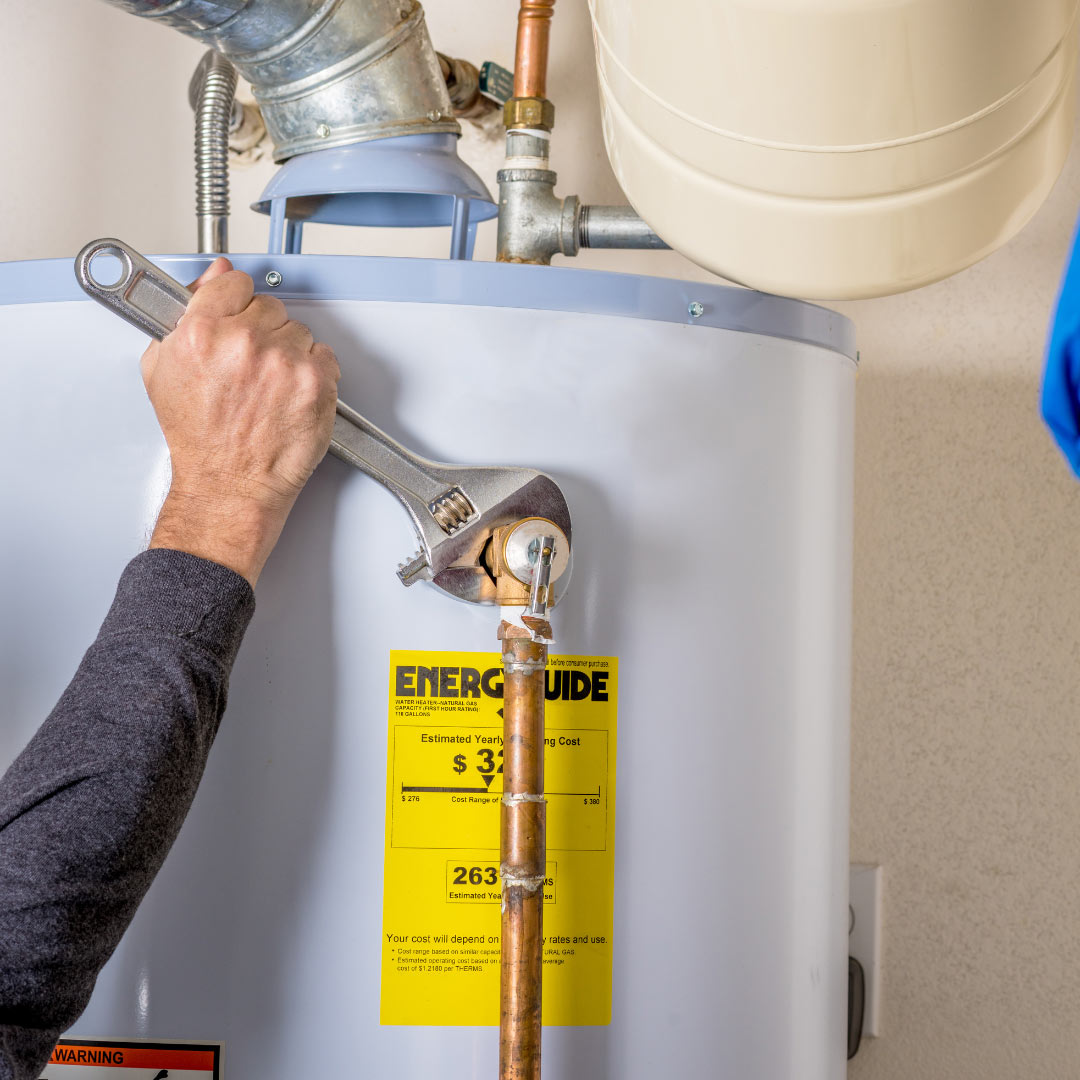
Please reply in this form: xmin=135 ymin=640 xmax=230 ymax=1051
xmin=3 ymin=1 xmax=1080 ymax=1076
xmin=836 ymin=123 xmax=1080 ymax=1078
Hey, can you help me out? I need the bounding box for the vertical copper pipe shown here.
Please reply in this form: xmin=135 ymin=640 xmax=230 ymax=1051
xmin=513 ymin=0 xmax=556 ymax=99
xmin=499 ymin=630 xmax=548 ymax=1080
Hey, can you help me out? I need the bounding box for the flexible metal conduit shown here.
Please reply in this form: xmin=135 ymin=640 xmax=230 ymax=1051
xmin=189 ymin=51 xmax=237 ymax=253
xmin=102 ymin=0 xmax=456 ymax=162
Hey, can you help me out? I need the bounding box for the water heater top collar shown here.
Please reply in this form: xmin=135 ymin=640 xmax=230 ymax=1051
xmin=6 ymin=254 xmax=856 ymax=363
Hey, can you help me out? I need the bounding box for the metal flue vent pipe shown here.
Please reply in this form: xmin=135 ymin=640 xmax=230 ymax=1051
xmin=102 ymin=0 xmax=458 ymax=162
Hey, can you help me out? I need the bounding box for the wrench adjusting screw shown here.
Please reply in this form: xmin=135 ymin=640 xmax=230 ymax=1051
xmin=688 ymin=301 xmax=704 ymax=319
xmin=265 ymin=270 xmax=283 ymax=288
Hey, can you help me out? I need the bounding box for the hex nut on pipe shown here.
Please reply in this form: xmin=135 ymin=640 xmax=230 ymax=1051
xmin=504 ymin=97 xmax=556 ymax=132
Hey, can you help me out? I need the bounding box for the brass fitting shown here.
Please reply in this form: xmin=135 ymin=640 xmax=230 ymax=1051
xmin=486 ymin=518 xmax=569 ymax=607
xmin=487 ymin=523 xmax=533 ymax=606
xmin=504 ymin=96 xmax=555 ymax=131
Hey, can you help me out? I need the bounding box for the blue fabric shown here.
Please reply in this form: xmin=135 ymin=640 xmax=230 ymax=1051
xmin=1042 ymin=217 xmax=1080 ymax=476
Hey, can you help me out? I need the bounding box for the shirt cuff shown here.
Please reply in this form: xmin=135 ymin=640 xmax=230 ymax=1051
xmin=98 ymin=549 xmax=256 ymax=668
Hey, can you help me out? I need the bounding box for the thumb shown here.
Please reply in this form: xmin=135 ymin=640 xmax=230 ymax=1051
xmin=188 ymin=256 xmax=233 ymax=291
xmin=143 ymin=258 xmax=232 ymax=388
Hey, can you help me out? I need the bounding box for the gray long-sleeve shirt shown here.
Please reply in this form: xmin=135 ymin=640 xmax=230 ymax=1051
xmin=0 ymin=550 xmax=255 ymax=1080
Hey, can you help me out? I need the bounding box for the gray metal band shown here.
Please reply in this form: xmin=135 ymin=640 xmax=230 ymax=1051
xmin=1 ymin=255 xmax=856 ymax=362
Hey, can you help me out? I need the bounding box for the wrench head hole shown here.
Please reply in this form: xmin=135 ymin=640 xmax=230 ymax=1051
xmin=86 ymin=246 xmax=131 ymax=291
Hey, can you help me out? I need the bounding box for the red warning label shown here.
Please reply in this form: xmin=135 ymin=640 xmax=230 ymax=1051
xmin=42 ymin=1040 xmax=220 ymax=1077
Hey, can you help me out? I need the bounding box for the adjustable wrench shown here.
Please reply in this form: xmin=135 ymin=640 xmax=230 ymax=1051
xmin=74 ymin=238 xmax=572 ymax=605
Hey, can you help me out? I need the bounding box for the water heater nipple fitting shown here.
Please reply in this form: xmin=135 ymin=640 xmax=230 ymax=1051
xmin=486 ymin=517 xmax=569 ymax=606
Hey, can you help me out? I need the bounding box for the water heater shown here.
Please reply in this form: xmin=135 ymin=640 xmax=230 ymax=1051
xmin=0 ymin=252 xmax=854 ymax=1078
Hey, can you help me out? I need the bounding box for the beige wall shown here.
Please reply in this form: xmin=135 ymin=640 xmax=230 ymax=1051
xmin=4 ymin=2 xmax=1080 ymax=1075
xmin=837 ymin=126 xmax=1080 ymax=1077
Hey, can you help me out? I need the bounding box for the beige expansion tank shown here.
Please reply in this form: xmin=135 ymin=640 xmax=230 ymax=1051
xmin=589 ymin=0 xmax=1079 ymax=299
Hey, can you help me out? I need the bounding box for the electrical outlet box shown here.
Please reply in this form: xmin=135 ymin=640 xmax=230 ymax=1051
xmin=849 ymin=864 xmax=883 ymax=1037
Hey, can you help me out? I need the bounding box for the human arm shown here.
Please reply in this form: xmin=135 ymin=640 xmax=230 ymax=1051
xmin=0 ymin=259 xmax=339 ymax=1078
xmin=0 ymin=550 xmax=254 ymax=1078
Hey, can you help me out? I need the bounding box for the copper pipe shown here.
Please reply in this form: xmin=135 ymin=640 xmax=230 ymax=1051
xmin=499 ymin=629 xmax=548 ymax=1080
xmin=513 ymin=0 xmax=556 ymax=99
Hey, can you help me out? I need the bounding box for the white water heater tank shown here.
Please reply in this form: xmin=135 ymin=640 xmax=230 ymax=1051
xmin=589 ymin=0 xmax=1080 ymax=298
xmin=0 ymin=254 xmax=854 ymax=1078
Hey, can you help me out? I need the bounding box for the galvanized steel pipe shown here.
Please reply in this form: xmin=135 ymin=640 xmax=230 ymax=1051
xmin=101 ymin=0 xmax=457 ymax=161
xmin=190 ymin=51 xmax=237 ymax=254
xmin=579 ymin=205 xmax=668 ymax=250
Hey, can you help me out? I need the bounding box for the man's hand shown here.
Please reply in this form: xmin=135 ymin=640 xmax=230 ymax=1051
xmin=141 ymin=258 xmax=341 ymax=586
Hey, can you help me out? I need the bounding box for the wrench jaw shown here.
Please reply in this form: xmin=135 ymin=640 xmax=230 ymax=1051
xmin=395 ymin=470 xmax=574 ymax=606
xmin=430 ymin=538 xmax=575 ymax=607
xmin=430 ymin=564 xmax=500 ymax=604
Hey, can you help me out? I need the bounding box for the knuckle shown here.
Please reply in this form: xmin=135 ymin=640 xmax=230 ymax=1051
xmin=252 ymin=293 xmax=287 ymax=323
xmin=297 ymin=366 xmax=338 ymax=417
xmin=192 ymin=269 xmax=251 ymax=308
xmin=314 ymin=343 xmax=341 ymax=380
xmin=230 ymin=323 xmax=261 ymax=356
xmin=296 ymin=363 xmax=324 ymax=399
xmin=177 ymin=314 xmax=217 ymax=355
xmin=273 ymin=344 xmax=300 ymax=370
xmin=222 ymin=269 xmax=250 ymax=286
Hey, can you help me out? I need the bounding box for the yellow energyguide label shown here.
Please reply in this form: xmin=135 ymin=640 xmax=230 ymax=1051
xmin=380 ymin=650 xmax=618 ymax=1026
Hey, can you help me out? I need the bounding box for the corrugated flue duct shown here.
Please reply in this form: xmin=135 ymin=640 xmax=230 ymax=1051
xmin=104 ymin=0 xmax=457 ymax=161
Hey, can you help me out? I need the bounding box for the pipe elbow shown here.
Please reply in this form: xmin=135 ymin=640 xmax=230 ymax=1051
xmin=107 ymin=0 xmax=458 ymax=161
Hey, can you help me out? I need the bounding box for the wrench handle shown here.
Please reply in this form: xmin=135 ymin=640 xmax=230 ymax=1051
xmin=330 ymin=401 xmax=453 ymax=506
xmin=75 ymin=239 xmax=192 ymax=341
